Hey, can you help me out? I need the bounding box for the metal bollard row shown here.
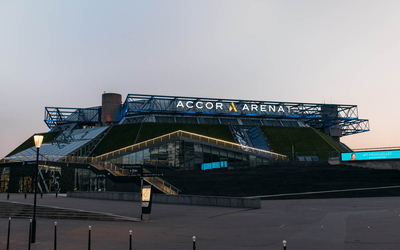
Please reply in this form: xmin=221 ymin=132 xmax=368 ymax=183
xmin=7 ymin=219 xmax=202 ymax=250
xmin=23 ymin=222 xmax=132 ymax=250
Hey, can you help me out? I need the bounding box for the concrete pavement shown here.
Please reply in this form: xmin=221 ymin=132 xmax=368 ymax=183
xmin=1 ymin=193 xmax=400 ymax=249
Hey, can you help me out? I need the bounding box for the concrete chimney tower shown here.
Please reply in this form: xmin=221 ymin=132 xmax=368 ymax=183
xmin=101 ymin=93 xmax=122 ymax=126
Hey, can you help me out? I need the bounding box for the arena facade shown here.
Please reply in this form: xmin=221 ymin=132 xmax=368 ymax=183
xmin=0 ymin=93 xmax=369 ymax=194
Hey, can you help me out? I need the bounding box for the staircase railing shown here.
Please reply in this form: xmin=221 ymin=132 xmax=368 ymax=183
xmin=2 ymin=155 xmax=121 ymax=174
xmin=142 ymin=168 xmax=179 ymax=195
xmin=1 ymin=155 xmax=180 ymax=195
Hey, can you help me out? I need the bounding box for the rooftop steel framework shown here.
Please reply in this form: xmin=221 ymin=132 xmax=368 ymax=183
xmin=43 ymin=94 xmax=369 ymax=136
xmin=123 ymin=94 xmax=369 ymax=136
xmin=44 ymin=107 xmax=101 ymax=130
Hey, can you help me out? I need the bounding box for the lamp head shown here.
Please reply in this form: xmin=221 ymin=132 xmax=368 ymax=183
xmin=193 ymin=236 xmax=196 ymax=242
xmin=33 ymin=134 xmax=44 ymax=148
xmin=283 ymin=240 xmax=287 ymax=246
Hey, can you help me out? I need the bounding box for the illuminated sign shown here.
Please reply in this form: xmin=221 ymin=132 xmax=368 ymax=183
xmin=341 ymin=150 xmax=400 ymax=162
xmin=201 ymin=161 xmax=228 ymax=170
xmin=142 ymin=185 xmax=152 ymax=207
xmin=229 ymin=102 xmax=237 ymax=112
xmin=176 ymin=101 xmax=291 ymax=113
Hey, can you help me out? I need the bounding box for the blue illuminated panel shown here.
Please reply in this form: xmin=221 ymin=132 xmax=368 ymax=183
xmin=341 ymin=150 xmax=400 ymax=162
xmin=201 ymin=161 xmax=228 ymax=170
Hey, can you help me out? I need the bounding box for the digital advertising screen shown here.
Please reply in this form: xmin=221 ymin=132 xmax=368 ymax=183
xmin=141 ymin=185 xmax=153 ymax=215
xmin=341 ymin=150 xmax=400 ymax=162
xmin=142 ymin=185 xmax=152 ymax=202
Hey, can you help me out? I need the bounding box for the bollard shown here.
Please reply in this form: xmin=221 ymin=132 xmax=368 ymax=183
xmin=56 ymin=192 xmax=58 ymax=198
xmin=54 ymin=222 xmax=57 ymax=250
xmin=88 ymin=226 xmax=91 ymax=250
xmin=28 ymin=219 xmax=32 ymax=250
xmin=193 ymin=236 xmax=196 ymax=250
xmin=7 ymin=193 xmax=9 ymax=200
xmin=129 ymin=230 xmax=132 ymax=250
xmin=7 ymin=217 xmax=11 ymax=250
xmin=25 ymin=193 xmax=27 ymax=199
xmin=283 ymin=240 xmax=287 ymax=250
xmin=41 ymin=193 xmax=43 ymax=199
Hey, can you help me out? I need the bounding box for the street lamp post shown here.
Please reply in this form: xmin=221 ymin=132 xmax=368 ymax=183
xmin=32 ymin=134 xmax=43 ymax=243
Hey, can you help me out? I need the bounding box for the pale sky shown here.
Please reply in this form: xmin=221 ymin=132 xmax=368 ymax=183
xmin=1 ymin=0 xmax=400 ymax=157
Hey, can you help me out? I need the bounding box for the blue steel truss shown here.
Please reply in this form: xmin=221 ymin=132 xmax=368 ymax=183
xmin=44 ymin=107 xmax=101 ymax=130
xmin=123 ymin=94 xmax=369 ymax=136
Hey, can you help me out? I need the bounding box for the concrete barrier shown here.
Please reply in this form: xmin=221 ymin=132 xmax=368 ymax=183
xmin=67 ymin=191 xmax=261 ymax=209
xmin=345 ymin=160 xmax=400 ymax=170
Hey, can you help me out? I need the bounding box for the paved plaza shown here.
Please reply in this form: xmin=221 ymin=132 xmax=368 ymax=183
xmin=1 ymin=193 xmax=400 ymax=249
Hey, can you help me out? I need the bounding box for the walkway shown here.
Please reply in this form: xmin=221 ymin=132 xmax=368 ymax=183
xmin=1 ymin=193 xmax=400 ymax=249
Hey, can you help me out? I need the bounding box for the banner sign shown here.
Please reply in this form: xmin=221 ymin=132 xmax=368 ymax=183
xmin=341 ymin=150 xmax=400 ymax=162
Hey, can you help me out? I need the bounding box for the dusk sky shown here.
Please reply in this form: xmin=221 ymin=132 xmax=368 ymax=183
xmin=1 ymin=0 xmax=400 ymax=157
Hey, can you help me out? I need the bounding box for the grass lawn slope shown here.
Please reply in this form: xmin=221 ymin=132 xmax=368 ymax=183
xmin=260 ymin=126 xmax=344 ymax=160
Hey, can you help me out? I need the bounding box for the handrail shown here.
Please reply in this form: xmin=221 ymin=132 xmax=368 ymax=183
xmin=1 ymin=154 xmax=181 ymax=195
xmin=142 ymin=167 xmax=179 ymax=195
xmin=1 ymin=155 xmax=120 ymax=173
xmin=96 ymin=130 xmax=288 ymax=161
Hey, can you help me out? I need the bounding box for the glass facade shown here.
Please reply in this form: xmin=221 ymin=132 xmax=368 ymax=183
xmin=110 ymin=141 xmax=181 ymax=168
xmin=74 ymin=168 xmax=106 ymax=192
xmin=0 ymin=164 xmax=108 ymax=193
xmin=0 ymin=140 xmax=273 ymax=194
xmin=108 ymin=139 xmax=270 ymax=171
xmin=0 ymin=167 xmax=9 ymax=192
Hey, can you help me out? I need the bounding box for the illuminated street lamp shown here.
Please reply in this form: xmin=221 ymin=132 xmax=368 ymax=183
xmin=32 ymin=134 xmax=43 ymax=243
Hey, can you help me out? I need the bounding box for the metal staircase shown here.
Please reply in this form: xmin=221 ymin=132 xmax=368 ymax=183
xmin=2 ymin=155 xmax=181 ymax=195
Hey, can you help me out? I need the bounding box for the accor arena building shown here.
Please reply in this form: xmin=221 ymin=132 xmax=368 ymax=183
xmin=0 ymin=93 xmax=369 ymax=194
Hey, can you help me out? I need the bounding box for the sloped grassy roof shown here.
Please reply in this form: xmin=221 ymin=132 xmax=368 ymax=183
xmin=260 ymin=126 xmax=346 ymax=160
xmin=6 ymin=132 xmax=60 ymax=157
xmin=90 ymin=123 xmax=235 ymax=156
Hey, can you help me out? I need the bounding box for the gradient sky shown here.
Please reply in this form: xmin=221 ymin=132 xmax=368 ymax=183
xmin=1 ymin=0 xmax=400 ymax=157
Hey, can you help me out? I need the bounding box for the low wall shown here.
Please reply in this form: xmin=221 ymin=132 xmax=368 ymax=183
xmin=67 ymin=191 xmax=261 ymax=209
xmin=345 ymin=160 xmax=400 ymax=170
